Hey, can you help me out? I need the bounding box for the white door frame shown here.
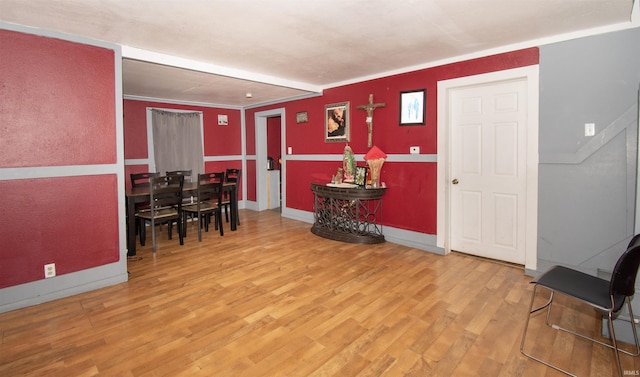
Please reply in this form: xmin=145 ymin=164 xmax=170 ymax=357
xmin=436 ymin=66 xmax=539 ymax=271
xmin=255 ymin=108 xmax=286 ymax=211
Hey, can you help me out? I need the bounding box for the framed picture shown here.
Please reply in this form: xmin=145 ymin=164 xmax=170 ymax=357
xmin=296 ymin=111 xmax=308 ymax=123
xmin=399 ymin=89 xmax=426 ymax=125
xmin=325 ymin=102 xmax=350 ymax=142
xmin=217 ymin=114 xmax=228 ymax=126
xmin=355 ymin=166 xmax=367 ymax=186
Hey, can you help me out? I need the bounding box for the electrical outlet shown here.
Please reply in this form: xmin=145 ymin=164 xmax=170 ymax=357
xmin=410 ymin=146 xmax=420 ymax=154
xmin=44 ymin=263 xmax=56 ymax=278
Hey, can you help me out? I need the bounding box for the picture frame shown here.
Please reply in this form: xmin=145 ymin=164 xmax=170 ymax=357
xmin=355 ymin=166 xmax=367 ymax=186
xmin=325 ymin=101 xmax=350 ymax=142
xmin=296 ymin=111 xmax=308 ymax=123
xmin=399 ymin=89 xmax=426 ymax=125
xmin=217 ymin=114 xmax=229 ymax=126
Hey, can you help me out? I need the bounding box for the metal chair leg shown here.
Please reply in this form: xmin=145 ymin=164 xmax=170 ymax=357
xmin=520 ymin=287 xmax=577 ymax=376
xmin=522 ymin=287 xmax=639 ymax=377
xmin=607 ymin=311 xmax=623 ymax=377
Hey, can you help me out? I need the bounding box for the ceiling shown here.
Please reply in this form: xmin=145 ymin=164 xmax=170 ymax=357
xmin=0 ymin=0 xmax=637 ymax=108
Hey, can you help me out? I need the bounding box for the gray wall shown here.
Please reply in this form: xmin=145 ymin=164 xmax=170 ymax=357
xmin=538 ymin=27 xmax=640 ymax=275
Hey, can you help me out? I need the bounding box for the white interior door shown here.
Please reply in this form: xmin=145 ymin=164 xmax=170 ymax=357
xmin=449 ymin=78 xmax=528 ymax=264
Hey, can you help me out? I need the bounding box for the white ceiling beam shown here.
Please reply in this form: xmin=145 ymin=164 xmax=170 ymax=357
xmin=121 ymin=46 xmax=323 ymax=94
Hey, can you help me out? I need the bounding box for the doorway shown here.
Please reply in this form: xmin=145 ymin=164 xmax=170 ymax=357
xmin=437 ymin=66 xmax=539 ymax=270
xmin=255 ymin=108 xmax=286 ymax=212
xmin=266 ymin=116 xmax=282 ymax=210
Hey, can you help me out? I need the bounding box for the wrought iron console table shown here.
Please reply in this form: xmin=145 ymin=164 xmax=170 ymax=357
xmin=310 ymin=183 xmax=386 ymax=244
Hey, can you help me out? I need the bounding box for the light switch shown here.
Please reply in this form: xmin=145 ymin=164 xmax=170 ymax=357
xmin=585 ymin=123 xmax=595 ymax=137
xmin=287 ymin=146 xmax=292 ymax=155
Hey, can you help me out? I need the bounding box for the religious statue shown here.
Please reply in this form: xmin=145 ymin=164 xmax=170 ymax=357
xmin=334 ymin=168 xmax=343 ymax=184
xmin=342 ymin=145 xmax=356 ymax=183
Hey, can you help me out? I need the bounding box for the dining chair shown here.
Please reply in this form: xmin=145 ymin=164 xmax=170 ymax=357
xmin=223 ymin=168 xmax=241 ymax=226
xmin=182 ymin=172 xmax=225 ymax=241
xmin=166 ymin=170 xmax=192 ymax=182
xmin=130 ymin=172 xmax=160 ymax=234
xmin=167 ymin=169 xmax=196 ymax=218
xmin=131 ymin=172 xmax=160 ymax=187
xmin=520 ymin=234 xmax=640 ymax=376
xmin=135 ymin=174 xmax=185 ymax=252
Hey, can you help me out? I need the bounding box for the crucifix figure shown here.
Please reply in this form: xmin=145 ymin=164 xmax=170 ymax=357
xmin=357 ymin=94 xmax=386 ymax=147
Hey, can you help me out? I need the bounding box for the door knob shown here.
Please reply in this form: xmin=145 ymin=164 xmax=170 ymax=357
xmin=452 ymin=178 xmax=459 ymax=185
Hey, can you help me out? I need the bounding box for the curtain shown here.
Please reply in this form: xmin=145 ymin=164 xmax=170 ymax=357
xmin=151 ymin=109 xmax=203 ymax=180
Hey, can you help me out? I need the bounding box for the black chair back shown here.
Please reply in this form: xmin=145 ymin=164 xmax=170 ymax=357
xmin=197 ymin=172 xmax=225 ymax=206
xmin=166 ymin=170 xmax=193 ymax=183
xmin=150 ymin=175 xmax=185 ymax=210
xmin=131 ymin=172 xmax=160 ymax=187
xmin=225 ymin=168 xmax=241 ymax=184
xmin=610 ymin=234 xmax=640 ymax=304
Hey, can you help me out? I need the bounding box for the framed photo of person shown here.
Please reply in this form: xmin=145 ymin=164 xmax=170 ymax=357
xmin=325 ymin=102 xmax=350 ymax=142
xmin=355 ymin=166 xmax=367 ymax=186
xmin=399 ymin=89 xmax=426 ymax=125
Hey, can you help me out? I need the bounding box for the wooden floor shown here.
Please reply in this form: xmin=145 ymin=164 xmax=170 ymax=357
xmin=1 ymin=209 xmax=639 ymax=376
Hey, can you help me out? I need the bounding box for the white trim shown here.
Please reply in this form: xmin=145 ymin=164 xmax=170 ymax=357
xmin=240 ymin=107 xmax=247 ymax=205
xmin=124 ymin=159 xmax=150 ymax=166
xmin=279 ymin=111 xmax=287 ymax=210
xmin=125 ymin=155 xmax=245 ymax=166
xmin=0 ymin=22 xmax=129 ymax=311
xmin=122 ymin=46 xmax=323 ymax=94
xmin=281 ymin=208 xmax=444 ymax=255
xmin=325 ymin=21 xmax=637 ymax=91
xmin=125 ymin=93 xmax=323 ymax=112
xmin=281 ymin=153 xmax=438 ymax=163
xmin=256 ymin=115 xmax=267 ymax=211
xmin=0 ymin=21 xmax=117 ymax=51
xmin=254 ymin=108 xmax=286 ymax=211
xmin=636 ymin=83 xmax=640 ymax=234
xmin=0 ymin=262 xmax=127 ymax=314
xmin=437 ymin=65 xmax=539 ymax=271
xmin=243 ymin=92 xmax=324 ymax=110
xmin=204 ymin=155 xmax=244 ymax=162
xmin=0 ymin=165 xmax=119 ymax=180
xmin=124 ymin=95 xmax=243 ymax=110
xmin=114 ymin=43 xmax=127 ymax=264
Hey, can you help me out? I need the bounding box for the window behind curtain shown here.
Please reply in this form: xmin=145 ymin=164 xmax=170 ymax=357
xmin=151 ymin=109 xmax=203 ymax=180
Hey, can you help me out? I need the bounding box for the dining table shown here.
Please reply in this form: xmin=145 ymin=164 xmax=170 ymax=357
xmin=125 ymin=181 xmax=237 ymax=256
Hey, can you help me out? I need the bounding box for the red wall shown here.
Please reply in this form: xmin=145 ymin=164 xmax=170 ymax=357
xmin=267 ymin=116 xmax=281 ymax=169
xmin=1 ymin=30 xmax=116 ymax=166
xmin=124 ymin=100 xmax=242 ymax=159
xmin=0 ymin=29 xmax=118 ymax=288
xmin=0 ymin=25 xmax=538 ymax=294
xmin=247 ymin=48 xmax=539 ymax=234
xmin=123 ymin=100 xmax=244 ymax=199
xmin=123 ymin=48 xmax=538 ymax=236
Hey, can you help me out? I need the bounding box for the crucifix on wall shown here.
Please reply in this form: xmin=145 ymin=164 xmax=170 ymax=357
xmin=357 ymin=94 xmax=386 ymax=147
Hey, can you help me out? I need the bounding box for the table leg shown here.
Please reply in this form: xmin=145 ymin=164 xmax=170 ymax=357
xmin=230 ymin=186 xmax=237 ymax=231
xmin=126 ymin=196 xmax=137 ymax=256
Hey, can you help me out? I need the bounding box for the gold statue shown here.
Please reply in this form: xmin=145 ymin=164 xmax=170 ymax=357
xmin=364 ymin=145 xmax=387 ymax=188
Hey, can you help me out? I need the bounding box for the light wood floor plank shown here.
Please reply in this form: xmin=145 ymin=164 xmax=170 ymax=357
xmin=1 ymin=209 xmax=639 ymax=376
